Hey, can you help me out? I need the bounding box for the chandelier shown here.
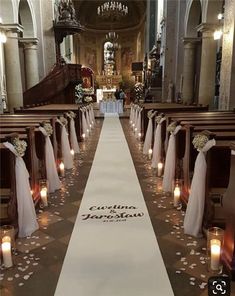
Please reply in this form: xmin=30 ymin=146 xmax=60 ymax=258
xmin=97 ymin=1 xmax=128 ymax=20
xmin=105 ymin=31 xmax=119 ymax=50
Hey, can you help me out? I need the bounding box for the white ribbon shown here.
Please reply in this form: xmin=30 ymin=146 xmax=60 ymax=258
xmin=151 ymin=117 xmax=166 ymax=168
xmin=81 ymin=110 xmax=89 ymax=137
xmin=90 ymin=105 xmax=95 ymax=124
xmin=143 ymin=118 xmax=153 ymax=154
xmin=162 ymin=125 xmax=182 ymax=192
xmin=85 ymin=108 xmax=91 ymax=130
xmin=57 ymin=119 xmax=73 ymax=169
xmin=3 ymin=142 xmax=39 ymax=238
xmin=88 ymin=106 xmax=93 ymax=128
xmin=184 ymin=139 xmax=216 ymax=237
xmin=135 ymin=108 xmax=142 ymax=138
xmin=69 ymin=118 xmax=80 ymax=153
xmin=39 ymin=127 xmax=61 ymax=193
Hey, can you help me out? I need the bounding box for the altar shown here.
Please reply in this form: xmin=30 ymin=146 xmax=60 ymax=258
xmin=99 ymin=100 xmax=123 ymax=114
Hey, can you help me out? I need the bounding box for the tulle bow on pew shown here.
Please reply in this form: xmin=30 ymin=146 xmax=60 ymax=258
xmin=151 ymin=117 xmax=166 ymax=168
xmin=57 ymin=118 xmax=73 ymax=169
xmin=184 ymin=138 xmax=216 ymax=237
xmin=162 ymin=125 xmax=182 ymax=192
xmin=135 ymin=107 xmax=143 ymax=138
xmin=3 ymin=142 xmax=39 ymax=238
xmin=143 ymin=110 xmax=157 ymax=155
xmin=39 ymin=126 xmax=61 ymax=193
xmin=81 ymin=108 xmax=89 ymax=138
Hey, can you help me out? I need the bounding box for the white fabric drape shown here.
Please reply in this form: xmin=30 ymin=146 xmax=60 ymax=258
xmin=135 ymin=108 xmax=142 ymax=138
xmin=85 ymin=109 xmax=91 ymax=131
xmin=3 ymin=142 xmax=39 ymax=238
xmin=151 ymin=117 xmax=166 ymax=168
xmin=57 ymin=120 xmax=73 ymax=169
xmin=143 ymin=115 xmax=154 ymax=154
xmin=90 ymin=105 xmax=95 ymax=125
xmin=69 ymin=118 xmax=80 ymax=153
xmin=184 ymin=139 xmax=216 ymax=237
xmin=88 ymin=106 xmax=93 ymax=128
xmin=39 ymin=127 xmax=61 ymax=193
xmin=162 ymin=125 xmax=182 ymax=192
xmin=81 ymin=110 xmax=89 ymax=137
xmin=133 ymin=107 xmax=138 ymax=130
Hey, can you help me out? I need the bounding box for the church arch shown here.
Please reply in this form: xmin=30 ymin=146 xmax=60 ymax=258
xmin=18 ymin=0 xmax=37 ymax=37
xmin=185 ymin=0 xmax=202 ymax=37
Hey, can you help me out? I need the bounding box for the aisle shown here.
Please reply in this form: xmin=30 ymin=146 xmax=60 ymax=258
xmin=55 ymin=115 xmax=174 ymax=296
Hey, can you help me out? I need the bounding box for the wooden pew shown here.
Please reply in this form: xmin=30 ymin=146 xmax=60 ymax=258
xmin=0 ymin=116 xmax=58 ymax=163
xmin=138 ymin=103 xmax=208 ymax=139
xmin=14 ymin=104 xmax=84 ymax=142
xmin=175 ymin=124 xmax=235 ymax=228
xmin=222 ymin=142 xmax=235 ymax=280
xmin=0 ymin=139 xmax=19 ymax=226
xmin=0 ymin=127 xmax=44 ymax=204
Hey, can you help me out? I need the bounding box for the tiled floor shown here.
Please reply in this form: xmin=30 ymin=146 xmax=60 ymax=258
xmin=0 ymin=117 xmax=234 ymax=296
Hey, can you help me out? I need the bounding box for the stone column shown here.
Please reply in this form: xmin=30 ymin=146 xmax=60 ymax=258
xmin=4 ymin=25 xmax=24 ymax=111
xmin=20 ymin=38 xmax=39 ymax=89
xmin=197 ymin=24 xmax=217 ymax=107
xmin=182 ymin=38 xmax=199 ymax=103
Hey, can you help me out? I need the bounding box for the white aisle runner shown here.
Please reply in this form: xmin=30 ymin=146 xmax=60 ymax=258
xmin=55 ymin=115 xmax=174 ymax=296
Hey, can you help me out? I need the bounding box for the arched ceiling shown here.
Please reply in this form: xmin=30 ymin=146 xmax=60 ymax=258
xmin=73 ymin=0 xmax=146 ymax=31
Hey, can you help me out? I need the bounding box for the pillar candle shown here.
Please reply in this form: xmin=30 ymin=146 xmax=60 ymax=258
xmin=210 ymin=239 xmax=221 ymax=271
xmin=70 ymin=149 xmax=75 ymax=159
xmin=148 ymin=148 xmax=153 ymax=160
xmin=157 ymin=162 xmax=163 ymax=177
xmin=174 ymin=185 xmax=181 ymax=207
xmin=40 ymin=188 xmax=48 ymax=207
xmin=2 ymin=241 xmax=13 ymax=268
xmin=59 ymin=162 xmax=65 ymax=177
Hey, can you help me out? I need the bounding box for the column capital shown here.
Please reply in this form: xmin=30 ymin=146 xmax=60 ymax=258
xmin=182 ymin=37 xmax=201 ymax=48
xmin=0 ymin=23 xmax=24 ymax=34
xmin=19 ymin=38 xmax=39 ymax=49
xmin=197 ymin=23 xmax=219 ymax=33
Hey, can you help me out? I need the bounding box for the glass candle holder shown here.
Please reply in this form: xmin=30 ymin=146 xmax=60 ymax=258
xmin=0 ymin=225 xmax=15 ymax=251
xmin=207 ymin=227 xmax=224 ymax=274
xmin=39 ymin=179 xmax=49 ymax=207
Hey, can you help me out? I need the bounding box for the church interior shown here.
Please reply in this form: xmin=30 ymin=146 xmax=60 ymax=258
xmin=0 ymin=0 xmax=235 ymax=295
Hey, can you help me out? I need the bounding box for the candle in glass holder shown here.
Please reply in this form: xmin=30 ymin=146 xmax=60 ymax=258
xmin=210 ymin=239 xmax=221 ymax=271
xmin=157 ymin=162 xmax=163 ymax=177
xmin=2 ymin=241 xmax=13 ymax=268
xmin=59 ymin=162 xmax=65 ymax=177
xmin=138 ymin=132 xmax=141 ymax=140
xmin=148 ymin=148 xmax=153 ymax=160
xmin=82 ymin=133 xmax=86 ymax=140
xmin=70 ymin=149 xmax=75 ymax=159
xmin=174 ymin=185 xmax=181 ymax=207
xmin=40 ymin=187 xmax=48 ymax=207
xmin=134 ymin=127 xmax=137 ymax=132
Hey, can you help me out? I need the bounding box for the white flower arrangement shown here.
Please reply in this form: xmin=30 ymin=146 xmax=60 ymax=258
xmin=167 ymin=121 xmax=177 ymax=134
xmin=43 ymin=123 xmax=53 ymax=136
xmin=134 ymin=82 xmax=144 ymax=101
xmin=155 ymin=115 xmax=163 ymax=124
xmin=147 ymin=110 xmax=154 ymax=119
xmin=192 ymin=133 xmax=209 ymax=151
xmin=66 ymin=111 xmax=76 ymax=119
xmin=12 ymin=137 xmax=27 ymax=157
xmin=59 ymin=116 xmax=68 ymax=126
xmin=84 ymin=96 xmax=93 ymax=103
xmin=75 ymin=84 xmax=84 ymax=104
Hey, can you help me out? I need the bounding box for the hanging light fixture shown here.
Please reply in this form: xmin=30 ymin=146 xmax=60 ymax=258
xmin=97 ymin=1 xmax=128 ymax=20
xmin=105 ymin=31 xmax=119 ymax=50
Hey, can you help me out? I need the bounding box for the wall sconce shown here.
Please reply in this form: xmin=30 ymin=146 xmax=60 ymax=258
xmin=217 ymin=13 xmax=224 ymax=20
xmin=213 ymin=29 xmax=223 ymax=40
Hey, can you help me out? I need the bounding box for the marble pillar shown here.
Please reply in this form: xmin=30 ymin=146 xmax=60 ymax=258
xmin=4 ymin=25 xmax=24 ymax=111
xmin=20 ymin=38 xmax=39 ymax=89
xmin=197 ymin=24 xmax=217 ymax=107
xmin=182 ymin=38 xmax=198 ymax=103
